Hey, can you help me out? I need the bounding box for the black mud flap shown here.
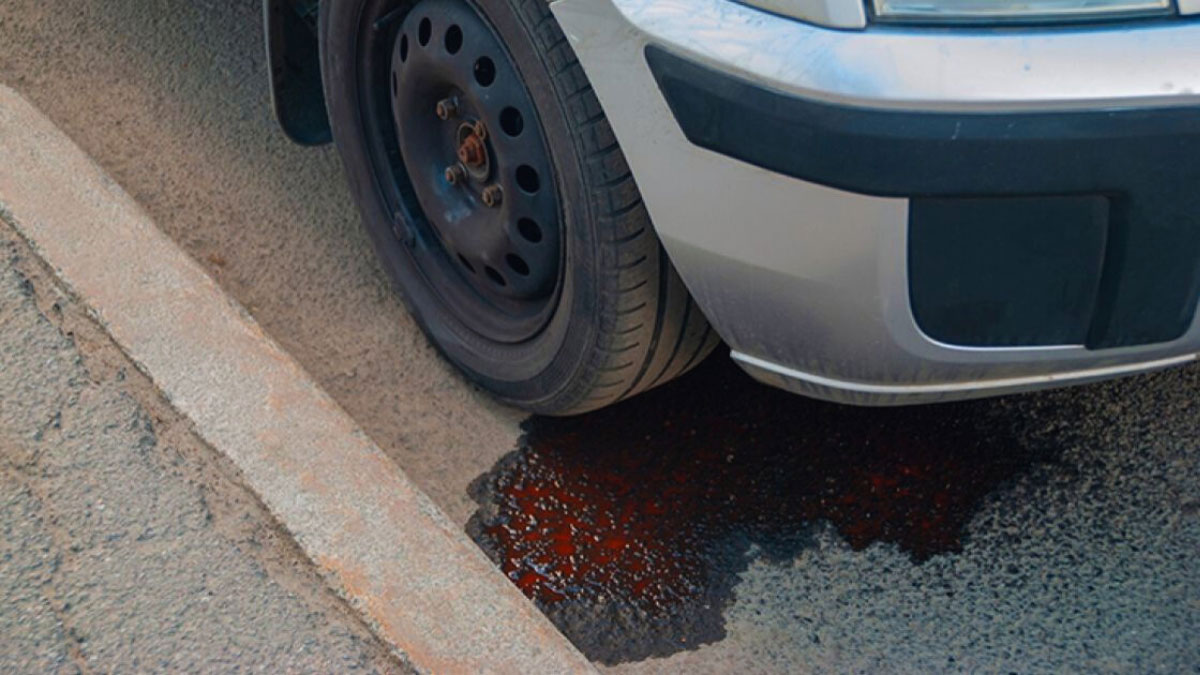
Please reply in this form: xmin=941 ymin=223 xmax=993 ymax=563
xmin=264 ymin=0 xmax=332 ymax=145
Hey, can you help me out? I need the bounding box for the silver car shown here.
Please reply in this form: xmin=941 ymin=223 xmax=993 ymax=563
xmin=265 ymin=0 xmax=1200 ymax=413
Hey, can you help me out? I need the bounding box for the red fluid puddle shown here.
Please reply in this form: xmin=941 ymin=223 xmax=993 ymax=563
xmin=468 ymin=357 xmax=1068 ymax=663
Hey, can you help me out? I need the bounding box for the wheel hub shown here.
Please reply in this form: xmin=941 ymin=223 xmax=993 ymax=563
xmin=387 ymin=0 xmax=563 ymax=341
xmin=455 ymin=121 xmax=490 ymax=178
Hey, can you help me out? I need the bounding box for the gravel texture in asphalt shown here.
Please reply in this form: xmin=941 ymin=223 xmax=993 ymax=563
xmin=0 ymin=227 xmax=407 ymax=673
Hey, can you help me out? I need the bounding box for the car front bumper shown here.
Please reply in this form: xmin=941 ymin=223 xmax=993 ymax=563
xmin=550 ymin=0 xmax=1200 ymax=405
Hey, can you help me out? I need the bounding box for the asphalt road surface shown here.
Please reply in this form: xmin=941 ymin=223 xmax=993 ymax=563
xmin=0 ymin=226 xmax=407 ymax=673
xmin=2 ymin=1 xmax=1198 ymax=672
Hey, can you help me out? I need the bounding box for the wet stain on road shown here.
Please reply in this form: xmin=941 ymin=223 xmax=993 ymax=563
xmin=467 ymin=357 xmax=1072 ymax=664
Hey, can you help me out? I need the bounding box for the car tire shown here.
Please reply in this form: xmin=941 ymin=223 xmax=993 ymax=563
xmin=319 ymin=0 xmax=718 ymax=415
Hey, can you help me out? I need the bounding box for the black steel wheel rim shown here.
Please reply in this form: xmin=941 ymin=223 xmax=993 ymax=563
xmin=364 ymin=0 xmax=564 ymax=343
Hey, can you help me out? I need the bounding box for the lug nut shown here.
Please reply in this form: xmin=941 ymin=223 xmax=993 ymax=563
xmin=481 ymin=184 xmax=503 ymax=208
xmin=444 ymin=163 xmax=467 ymax=185
xmin=435 ymin=97 xmax=459 ymax=120
xmin=472 ymin=119 xmax=488 ymax=140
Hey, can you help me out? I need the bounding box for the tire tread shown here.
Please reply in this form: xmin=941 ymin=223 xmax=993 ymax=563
xmin=518 ymin=2 xmax=717 ymax=413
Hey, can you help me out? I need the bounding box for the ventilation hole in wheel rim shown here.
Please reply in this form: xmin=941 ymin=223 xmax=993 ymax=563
xmin=485 ymin=266 xmax=507 ymax=286
xmin=474 ymin=57 xmax=496 ymax=86
xmin=516 ymin=165 xmax=540 ymax=194
xmin=517 ymin=218 xmax=543 ymax=243
xmin=444 ymin=25 xmax=463 ymax=54
xmin=399 ymin=34 xmax=409 ymax=62
xmin=506 ymin=254 xmax=530 ymax=276
xmin=457 ymin=254 xmax=476 ymax=274
xmin=499 ymin=107 xmax=524 ymax=137
xmin=391 ymin=71 xmax=397 ymax=96
xmin=418 ymin=18 xmax=432 ymax=46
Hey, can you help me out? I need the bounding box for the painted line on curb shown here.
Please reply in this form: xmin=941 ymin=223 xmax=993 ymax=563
xmin=0 ymin=85 xmax=594 ymax=675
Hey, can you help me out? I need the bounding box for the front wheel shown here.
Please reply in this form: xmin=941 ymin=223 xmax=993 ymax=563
xmin=319 ymin=0 xmax=718 ymax=414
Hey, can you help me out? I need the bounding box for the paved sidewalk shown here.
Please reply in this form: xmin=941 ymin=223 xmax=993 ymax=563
xmin=0 ymin=230 xmax=407 ymax=673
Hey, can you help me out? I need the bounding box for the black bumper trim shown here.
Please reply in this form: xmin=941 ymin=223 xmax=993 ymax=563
xmin=645 ymin=45 xmax=1200 ymax=349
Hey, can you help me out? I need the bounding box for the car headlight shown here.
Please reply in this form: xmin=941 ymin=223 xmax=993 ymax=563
xmin=871 ymin=0 xmax=1173 ymax=22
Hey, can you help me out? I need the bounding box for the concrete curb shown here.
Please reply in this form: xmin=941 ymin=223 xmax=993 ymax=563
xmin=0 ymin=85 xmax=593 ymax=674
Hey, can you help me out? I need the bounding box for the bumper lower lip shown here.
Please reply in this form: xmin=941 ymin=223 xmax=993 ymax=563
xmin=551 ymin=0 xmax=1200 ymax=405
xmin=732 ymin=351 xmax=1197 ymax=406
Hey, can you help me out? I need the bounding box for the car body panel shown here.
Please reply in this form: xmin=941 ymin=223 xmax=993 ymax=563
xmin=550 ymin=0 xmax=1200 ymax=404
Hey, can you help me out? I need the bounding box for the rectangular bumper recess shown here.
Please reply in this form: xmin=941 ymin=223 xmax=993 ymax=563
xmin=909 ymin=195 xmax=1110 ymax=347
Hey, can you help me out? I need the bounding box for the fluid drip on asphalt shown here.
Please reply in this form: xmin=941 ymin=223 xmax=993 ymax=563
xmin=468 ymin=356 xmax=1068 ymax=663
